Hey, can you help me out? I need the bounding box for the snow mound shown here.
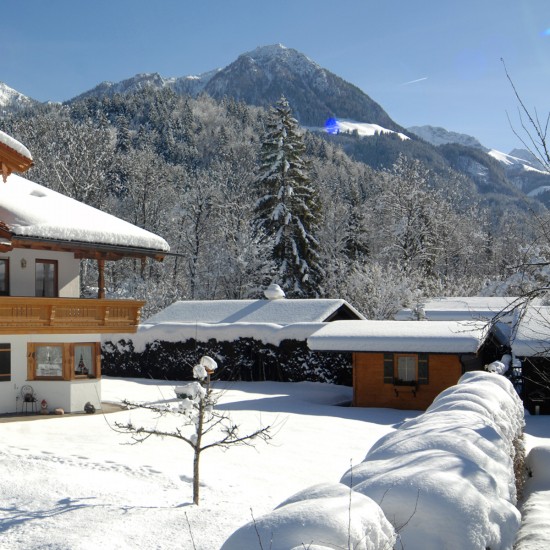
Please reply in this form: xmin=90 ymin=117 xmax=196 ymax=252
xmin=515 ymin=445 xmax=550 ymax=550
xmin=526 ymin=445 xmax=550 ymax=487
xmin=221 ymin=483 xmax=395 ymax=550
xmin=341 ymin=371 xmax=523 ymax=550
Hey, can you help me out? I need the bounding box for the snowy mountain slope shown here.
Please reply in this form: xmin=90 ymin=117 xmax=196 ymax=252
xmin=68 ymin=44 xmax=403 ymax=132
xmin=408 ymin=125 xmax=487 ymax=150
xmin=71 ymin=69 xmax=221 ymax=102
xmin=320 ymin=119 xmax=410 ymax=140
xmin=408 ymin=124 xmax=550 ymax=203
xmin=0 ymin=81 xmax=37 ymax=113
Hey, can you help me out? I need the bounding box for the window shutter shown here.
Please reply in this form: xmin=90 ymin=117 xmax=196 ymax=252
xmin=418 ymin=353 xmax=429 ymax=385
xmin=383 ymin=353 xmax=394 ymax=384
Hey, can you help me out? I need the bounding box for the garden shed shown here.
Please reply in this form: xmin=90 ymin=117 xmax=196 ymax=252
xmin=308 ymin=320 xmax=493 ymax=410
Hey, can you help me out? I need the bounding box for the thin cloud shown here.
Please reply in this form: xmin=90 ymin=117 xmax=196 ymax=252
xmin=400 ymin=77 xmax=428 ymax=86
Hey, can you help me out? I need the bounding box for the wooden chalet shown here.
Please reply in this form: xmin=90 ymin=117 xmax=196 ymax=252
xmin=308 ymin=320 xmax=491 ymax=410
xmin=0 ymin=131 xmax=169 ymax=414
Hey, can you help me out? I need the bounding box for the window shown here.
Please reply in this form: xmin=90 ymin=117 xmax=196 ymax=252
xmin=0 ymin=259 xmax=9 ymax=296
xmin=34 ymin=345 xmax=64 ymax=379
xmin=383 ymin=353 xmax=429 ymax=385
xmin=396 ymin=355 xmax=417 ymax=382
xmin=28 ymin=343 xmax=100 ymax=381
xmin=35 ymin=260 xmax=58 ymax=297
xmin=74 ymin=344 xmax=95 ymax=377
xmin=0 ymin=344 xmax=10 ymax=381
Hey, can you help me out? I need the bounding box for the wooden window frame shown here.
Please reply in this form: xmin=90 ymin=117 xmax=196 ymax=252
xmin=383 ymin=353 xmax=429 ymax=387
xmin=27 ymin=342 xmax=101 ymax=381
xmin=72 ymin=343 xmax=100 ymax=379
xmin=0 ymin=258 xmax=9 ymax=296
xmin=35 ymin=259 xmax=59 ymax=297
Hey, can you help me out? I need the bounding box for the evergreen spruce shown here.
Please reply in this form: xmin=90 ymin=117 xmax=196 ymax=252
xmin=254 ymin=96 xmax=322 ymax=297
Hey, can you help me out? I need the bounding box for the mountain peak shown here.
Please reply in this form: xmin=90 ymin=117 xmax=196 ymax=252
xmin=242 ymin=44 xmax=319 ymax=71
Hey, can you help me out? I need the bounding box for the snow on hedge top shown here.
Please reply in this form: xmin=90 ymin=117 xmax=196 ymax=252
xmin=308 ymin=320 xmax=487 ymax=353
xmin=340 ymin=372 xmax=523 ymax=550
xmin=145 ymin=299 xmax=364 ymax=325
xmin=0 ymin=130 xmax=32 ymax=160
xmin=512 ymin=305 xmax=550 ymax=357
xmin=222 ymin=482 xmax=396 ymax=550
xmin=395 ymin=296 xmax=519 ymax=321
xmin=0 ymin=173 xmax=169 ymax=252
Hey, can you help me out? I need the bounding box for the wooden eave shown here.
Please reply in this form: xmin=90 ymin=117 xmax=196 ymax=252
xmin=0 ymin=142 xmax=33 ymax=182
xmin=1 ymin=233 xmax=166 ymax=262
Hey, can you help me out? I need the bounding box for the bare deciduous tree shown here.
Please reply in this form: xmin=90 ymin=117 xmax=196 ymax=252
xmin=113 ymin=356 xmax=273 ymax=505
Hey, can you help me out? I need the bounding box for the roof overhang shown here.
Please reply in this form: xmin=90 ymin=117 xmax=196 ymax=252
xmin=0 ymin=233 xmax=167 ymax=261
xmin=0 ymin=141 xmax=33 ymax=182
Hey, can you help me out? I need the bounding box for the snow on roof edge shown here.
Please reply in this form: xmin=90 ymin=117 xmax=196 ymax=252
xmin=308 ymin=320 xmax=488 ymax=354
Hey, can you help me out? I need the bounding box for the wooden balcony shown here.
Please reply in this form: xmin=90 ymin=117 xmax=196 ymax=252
xmin=0 ymin=297 xmax=145 ymax=334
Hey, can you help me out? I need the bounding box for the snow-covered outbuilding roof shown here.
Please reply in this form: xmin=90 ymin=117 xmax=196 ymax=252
xmin=511 ymin=306 xmax=550 ymax=357
xmin=308 ymin=320 xmax=488 ymax=354
xmin=0 ymin=173 xmax=169 ymax=256
xmin=145 ymin=299 xmax=365 ymax=326
xmin=394 ymin=297 xmax=520 ymax=322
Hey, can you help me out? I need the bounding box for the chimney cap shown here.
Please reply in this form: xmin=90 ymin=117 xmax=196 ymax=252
xmin=264 ymin=283 xmax=285 ymax=300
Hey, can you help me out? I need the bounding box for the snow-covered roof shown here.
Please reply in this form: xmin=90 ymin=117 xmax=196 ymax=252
xmin=511 ymin=306 xmax=550 ymax=357
xmin=145 ymin=299 xmax=364 ymax=325
xmin=0 ymin=130 xmax=32 ymax=161
xmin=394 ymin=296 xmax=520 ymax=322
xmin=0 ymin=173 xmax=169 ymax=253
xmin=110 ymin=322 xmax=328 ymax=351
xmin=308 ymin=320 xmax=487 ymax=354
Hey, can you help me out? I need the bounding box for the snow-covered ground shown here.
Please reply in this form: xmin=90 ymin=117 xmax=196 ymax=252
xmin=0 ymin=377 xmax=547 ymax=549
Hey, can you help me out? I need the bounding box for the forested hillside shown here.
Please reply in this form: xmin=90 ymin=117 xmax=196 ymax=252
xmin=1 ymin=89 xmax=539 ymax=318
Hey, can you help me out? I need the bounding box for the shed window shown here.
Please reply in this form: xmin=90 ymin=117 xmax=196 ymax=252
xmin=384 ymin=353 xmax=429 ymax=385
xmin=396 ymin=355 xmax=417 ymax=382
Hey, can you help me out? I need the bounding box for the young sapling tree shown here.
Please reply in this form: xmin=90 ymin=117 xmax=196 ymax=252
xmin=114 ymin=356 xmax=273 ymax=505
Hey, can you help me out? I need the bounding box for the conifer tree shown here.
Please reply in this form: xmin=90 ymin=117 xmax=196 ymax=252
xmin=254 ymin=96 xmax=322 ymax=297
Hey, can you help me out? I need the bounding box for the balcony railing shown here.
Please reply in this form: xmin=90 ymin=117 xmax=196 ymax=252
xmin=0 ymin=297 xmax=145 ymax=334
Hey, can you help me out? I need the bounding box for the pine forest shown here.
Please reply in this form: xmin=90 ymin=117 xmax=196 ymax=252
xmin=3 ymin=88 xmax=546 ymax=319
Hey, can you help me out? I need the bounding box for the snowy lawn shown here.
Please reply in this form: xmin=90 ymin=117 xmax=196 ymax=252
xmin=0 ymin=377 xmax=413 ymax=549
xmin=0 ymin=376 xmax=547 ymax=549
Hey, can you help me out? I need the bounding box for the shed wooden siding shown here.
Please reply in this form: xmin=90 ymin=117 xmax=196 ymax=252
xmin=352 ymin=352 xmax=463 ymax=410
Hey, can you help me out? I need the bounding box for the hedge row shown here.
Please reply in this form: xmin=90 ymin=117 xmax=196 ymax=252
xmin=101 ymin=337 xmax=353 ymax=386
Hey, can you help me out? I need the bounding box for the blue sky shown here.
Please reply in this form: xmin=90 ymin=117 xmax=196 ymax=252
xmin=1 ymin=0 xmax=548 ymax=152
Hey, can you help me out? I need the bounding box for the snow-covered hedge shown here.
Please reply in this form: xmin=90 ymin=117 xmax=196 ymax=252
xmin=101 ymin=337 xmax=352 ymax=385
xmin=221 ymin=482 xmax=396 ymax=550
xmin=222 ymin=371 xmax=525 ymax=550
xmin=341 ymin=371 xmax=524 ymax=549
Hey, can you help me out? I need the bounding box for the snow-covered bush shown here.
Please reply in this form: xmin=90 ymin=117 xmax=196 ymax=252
xmin=221 ymin=483 xmax=396 ymax=550
xmin=341 ymin=371 xmax=524 ymax=550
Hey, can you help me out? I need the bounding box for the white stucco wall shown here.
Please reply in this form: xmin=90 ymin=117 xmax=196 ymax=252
xmin=0 ymin=249 xmax=80 ymax=297
xmin=0 ymin=333 xmax=102 ymax=414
